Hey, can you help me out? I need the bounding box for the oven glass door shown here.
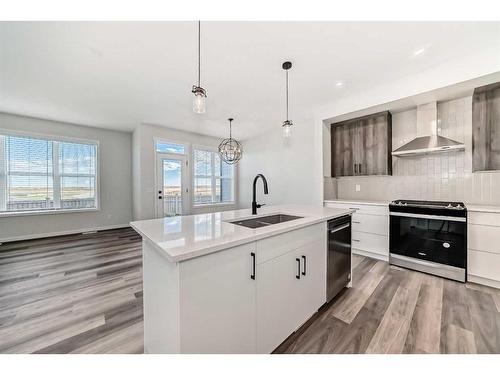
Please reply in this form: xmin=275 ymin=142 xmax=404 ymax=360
xmin=390 ymin=215 xmax=466 ymax=268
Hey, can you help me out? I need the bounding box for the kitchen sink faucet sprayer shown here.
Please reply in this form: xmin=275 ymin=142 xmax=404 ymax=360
xmin=252 ymin=174 xmax=268 ymax=215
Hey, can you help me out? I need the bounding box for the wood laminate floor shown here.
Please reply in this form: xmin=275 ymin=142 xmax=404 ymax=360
xmin=275 ymin=255 xmax=500 ymax=354
xmin=1 ymin=229 xmax=500 ymax=354
xmin=0 ymin=228 xmax=143 ymax=354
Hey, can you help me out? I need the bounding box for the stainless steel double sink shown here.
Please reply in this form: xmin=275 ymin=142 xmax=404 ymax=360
xmin=229 ymin=214 xmax=303 ymax=229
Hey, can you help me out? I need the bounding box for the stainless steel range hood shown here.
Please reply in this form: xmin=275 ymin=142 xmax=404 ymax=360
xmin=392 ymin=102 xmax=465 ymax=157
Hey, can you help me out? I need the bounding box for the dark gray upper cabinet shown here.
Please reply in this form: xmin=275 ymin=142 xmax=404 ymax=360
xmin=473 ymin=82 xmax=500 ymax=172
xmin=331 ymin=111 xmax=392 ymax=177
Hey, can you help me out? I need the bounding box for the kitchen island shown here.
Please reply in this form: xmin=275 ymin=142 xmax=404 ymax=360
xmin=130 ymin=204 xmax=352 ymax=354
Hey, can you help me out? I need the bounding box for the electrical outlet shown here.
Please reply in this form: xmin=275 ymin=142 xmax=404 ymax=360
xmin=355 ymin=184 xmax=361 ymax=192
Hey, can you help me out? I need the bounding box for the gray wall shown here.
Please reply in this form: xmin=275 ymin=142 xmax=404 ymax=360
xmin=0 ymin=113 xmax=133 ymax=241
xmin=132 ymin=123 xmax=238 ymax=221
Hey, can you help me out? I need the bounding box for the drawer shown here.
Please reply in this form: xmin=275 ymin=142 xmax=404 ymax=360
xmin=468 ymin=224 xmax=500 ymax=255
xmin=256 ymin=223 xmax=326 ymax=264
xmin=352 ymin=213 xmax=389 ymax=236
xmin=468 ymin=249 xmax=500 ymax=282
xmin=468 ymin=212 xmax=500 ymax=227
xmin=324 ymin=202 xmax=388 ymax=216
xmin=351 ymin=231 xmax=389 ymax=257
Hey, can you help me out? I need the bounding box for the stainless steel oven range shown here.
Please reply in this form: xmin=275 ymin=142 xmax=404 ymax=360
xmin=389 ymin=199 xmax=467 ymax=282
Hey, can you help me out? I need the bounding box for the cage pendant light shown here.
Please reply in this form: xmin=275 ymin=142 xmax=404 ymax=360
xmin=282 ymin=61 xmax=293 ymax=138
xmin=192 ymin=20 xmax=207 ymax=113
xmin=218 ymin=118 xmax=243 ymax=165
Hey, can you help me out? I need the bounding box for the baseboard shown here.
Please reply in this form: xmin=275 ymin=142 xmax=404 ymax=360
xmin=0 ymin=223 xmax=131 ymax=243
xmin=353 ymin=248 xmax=389 ymax=262
xmin=468 ymin=275 xmax=500 ymax=290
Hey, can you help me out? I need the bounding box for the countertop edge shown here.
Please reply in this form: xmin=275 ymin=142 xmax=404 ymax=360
xmin=324 ymin=199 xmax=390 ymax=207
xmin=324 ymin=199 xmax=500 ymax=213
xmin=131 ymin=210 xmax=353 ymax=263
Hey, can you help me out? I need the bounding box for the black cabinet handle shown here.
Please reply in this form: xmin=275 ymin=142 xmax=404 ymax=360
xmin=301 ymin=255 xmax=306 ymax=276
xmin=158 ymin=196 xmax=162 ymax=200
xmin=358 ymin=163 xmax=362 ymax=174
xmin=250 ymin=252 xmax=256 ymax=280
xmin=296 ymin=258 xmax=301 ymax=279
xmin=354 ymin=164 xmax=358 ymax=174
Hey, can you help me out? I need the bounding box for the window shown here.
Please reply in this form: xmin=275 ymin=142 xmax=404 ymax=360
xmin=156 ymin=140 xmax=186 ymax=154
xmin=0 ymin=133 xmax=98 ymax=214
xmin=193 ymin=148 xmax=234 ymax=205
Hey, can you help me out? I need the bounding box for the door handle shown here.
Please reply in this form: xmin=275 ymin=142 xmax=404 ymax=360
xmin=296 ymin=258 xmax=301 ymax=279
xmin=330 ymin=223 xmax=350 ymax=233
xmin=250 ymin=252 xmax=256 ymax=280
xmin=301 ymin=255 xmax=306 ymax=276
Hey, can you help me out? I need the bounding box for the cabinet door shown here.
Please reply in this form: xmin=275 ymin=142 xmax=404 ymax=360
xmin=332 ymin=122 xmax=355 ymax=177
xmin=179 ymin=243 xmax=257 ymax=353
xmin=331 ymin=112 xmax=392 ymax=177
xmin=296 ymin=239 xmax=327 ymax=322
xmin=256 ymin=250 xmax=304 ymax=353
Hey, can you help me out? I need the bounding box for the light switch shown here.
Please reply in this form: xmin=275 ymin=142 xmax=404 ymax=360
xmin=355 ymin=184 xmax=361 ymax=192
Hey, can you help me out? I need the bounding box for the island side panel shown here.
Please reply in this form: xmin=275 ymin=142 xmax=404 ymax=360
xmin=143 ymin=239 xmax=181 ymax=353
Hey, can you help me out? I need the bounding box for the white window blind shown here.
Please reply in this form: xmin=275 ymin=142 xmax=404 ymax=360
xmin=193 ymin=148 xmax=234 ymax=205
xmin=0 ymin=133 xmax=98 ymax=213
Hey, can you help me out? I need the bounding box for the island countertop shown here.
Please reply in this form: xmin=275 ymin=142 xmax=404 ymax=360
xmin=130 ymin=204 xmax=353 ymax=263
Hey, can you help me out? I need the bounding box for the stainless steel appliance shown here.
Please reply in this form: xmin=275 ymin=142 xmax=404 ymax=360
xmin=389 ymin=199 xmax=467 ymax=282
xmin=327 ymin=215 xmax=352 ymax=302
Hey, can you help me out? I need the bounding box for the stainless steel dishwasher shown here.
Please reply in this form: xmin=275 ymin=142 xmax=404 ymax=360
xmin=327 ymin=215 xmax=352 ymax=302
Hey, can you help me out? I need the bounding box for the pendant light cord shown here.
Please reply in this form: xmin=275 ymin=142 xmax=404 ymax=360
xmin=198 ymin=20 xmax=201 ymax=87
xmin=286 ymin=70 xmax=289 ymax=121
xmin=229 ymin=119 xmax=232 ymax=139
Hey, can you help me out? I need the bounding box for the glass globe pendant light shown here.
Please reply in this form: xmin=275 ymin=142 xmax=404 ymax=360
xmin=282 ymin=61 xmax=293 ymax=138
xmin=192 ymin=21 xmax=207 ymax=113
xmin=218 ymin=118 xmax=243 ymax=164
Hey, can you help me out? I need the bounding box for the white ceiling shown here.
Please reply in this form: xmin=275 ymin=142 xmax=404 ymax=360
xmin=1 ymin=21 xmax=499 ymax=140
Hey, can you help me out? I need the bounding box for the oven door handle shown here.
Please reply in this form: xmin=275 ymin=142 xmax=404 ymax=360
xmin=389 ymin=212 xmax=466 ymax=222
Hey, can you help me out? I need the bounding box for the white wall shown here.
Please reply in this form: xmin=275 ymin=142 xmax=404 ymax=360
xmin=132 ymin=123 xmax=238 ymax=220
xmin=0 ymin=113 xmax=133 ymax=242
xmin=238 ymin=115 xmax=320 ymax=208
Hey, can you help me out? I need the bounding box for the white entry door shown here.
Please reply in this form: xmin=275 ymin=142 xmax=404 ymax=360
xmin=156 ymin=154 xmax=188 ymax=218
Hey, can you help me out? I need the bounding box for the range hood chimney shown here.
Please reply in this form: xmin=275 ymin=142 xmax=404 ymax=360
xmin=392 ymin=102 xmax=465 ymax=157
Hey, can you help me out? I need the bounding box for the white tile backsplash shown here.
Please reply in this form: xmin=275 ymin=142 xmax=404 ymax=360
xmin=334 ymin=96 xmax=500 ymax=205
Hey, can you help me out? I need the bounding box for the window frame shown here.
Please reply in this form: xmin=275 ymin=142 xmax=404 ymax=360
xmin=154 ymin=137 xmax=188 ymax=155
xmin=0 ymin=128 xmax=100 ymax=217
xmin=192 ymin=145 xmax=236 ymax=207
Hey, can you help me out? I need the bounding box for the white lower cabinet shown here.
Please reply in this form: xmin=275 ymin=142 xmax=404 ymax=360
xmin=467 ymin=211 xmax=500 ymax=288
xmin=143 ymin=223 xmax=328 ymax=353
xmin=256 ymin=237 xmax=326 ymax=353
xmin=179 ymin=242 xmax=257 ymax=353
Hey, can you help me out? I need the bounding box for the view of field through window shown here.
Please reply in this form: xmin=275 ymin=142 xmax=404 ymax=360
xmin=0 ymin=134 xmax=97 ymax=212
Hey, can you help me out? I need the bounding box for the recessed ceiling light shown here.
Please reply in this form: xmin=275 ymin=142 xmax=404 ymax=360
xmin=335 ymin=81 xmax=344 ymax=87
xmin=413 ymin=48 xmax=425 ymax=56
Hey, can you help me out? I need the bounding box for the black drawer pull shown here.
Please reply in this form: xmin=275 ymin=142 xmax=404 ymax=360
xmin=250 ymin=252 xmax=256 ymax=280
xmin=301 ymin=255 xmax=306 ymax=276
xmin=296 ymin=258 xmax=301 ymax=279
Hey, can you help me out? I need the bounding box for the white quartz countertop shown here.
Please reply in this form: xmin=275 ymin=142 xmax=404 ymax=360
xmin=324 ymin=199 xmax=500 ymax=213
xmin=130 ymin=205 xmax=353 ymax=263
xmin=466 ymin=204 xmax=500 ymax=213
xmin=324 ymin=199 xmax=390 ymax=206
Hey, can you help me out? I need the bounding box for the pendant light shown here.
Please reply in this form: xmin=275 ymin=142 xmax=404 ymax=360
xmin=282 ymin=61 xmax=293 ymax=138
xmin=218 ymin=118 xmax=243 ymax=164
xmin=192 ymin=20 xmax=207 ymax=113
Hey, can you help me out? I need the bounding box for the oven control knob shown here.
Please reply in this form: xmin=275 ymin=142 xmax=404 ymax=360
xmin=443 ymin=242 xmax=451 ymax=249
